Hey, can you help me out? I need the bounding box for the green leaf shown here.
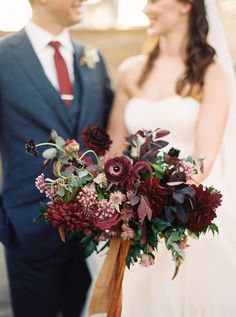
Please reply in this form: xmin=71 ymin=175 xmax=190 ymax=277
xmin=60 ymin=157 xmax=70 ymax=164
xmin=151 ymin=163 xmax=164 ymax=179
xmin=57 ymin=188 xmax=65 ymax=197
xmin=185 ymin=156 xmax=193 ymax=163
xmin=65 ymin=231 xmax=75 ymax=240
xmin=34 ymin=212 xmax=46 ymax=223
xmin=126 ymin=243 xmax=142 ymax=269
xmin=84 ymin=240 xmax=98 ymax=257
xmin=208 ymin=223 xmax=219 ymax=236
xmin=42 ymin=148 xmax=58 ymax=159
xmin=171 ymin=242 xmax=185 ymax=258
xmin=79 ymin=170 xmax=89 ymax=178
xmin=55 ymin=136 xmax=65 ymax=148
xmin=187 ymin=230 xmax=200 ymax=239
xmin=96 ymin=190 xmax=105 ymax=200
xmin=70 ymin=177 xmax=79 ymax=187
xmin=61 ymin=171 xmax=74 ymax=178
xmin=39 ymin=202 xmax=48 ymax=213
xmin=166 ymin=230 xmax=185 ymax=248
xmin=64 ymin=188 xmax=78 ymax=202
xmin=152 ymin=217 xmax=171 ymax=232
xmin=79 ymin=236 xmax=91 ymax=245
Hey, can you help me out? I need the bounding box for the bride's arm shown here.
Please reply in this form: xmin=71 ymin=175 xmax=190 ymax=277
xmin=107 ymin=63 xmax=131 ymax=155
xmin=192 ymin=63 xmax=229 ymax=183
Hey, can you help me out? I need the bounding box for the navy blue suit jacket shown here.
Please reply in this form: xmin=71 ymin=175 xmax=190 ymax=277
xmin=0 ymin=29 xmax=113 ymax=259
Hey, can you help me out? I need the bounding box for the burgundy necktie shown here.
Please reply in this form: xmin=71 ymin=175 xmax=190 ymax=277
xmin=49 ymin=41 xmax=74 ymax=106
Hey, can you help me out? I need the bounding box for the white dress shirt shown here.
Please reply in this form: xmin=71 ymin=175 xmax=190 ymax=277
xmin=25 ymin=20 xmax=75 ymax=90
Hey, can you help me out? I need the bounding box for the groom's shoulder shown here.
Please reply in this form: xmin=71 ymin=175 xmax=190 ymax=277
xmin=0 ymin=33 xmax=15 ymax=52
xmin=0 ymin=30 xmax=25 ymax=56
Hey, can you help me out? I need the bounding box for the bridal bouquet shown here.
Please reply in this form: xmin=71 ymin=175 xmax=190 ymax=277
xmin=26 ymin=125 xmax=221 ymax=316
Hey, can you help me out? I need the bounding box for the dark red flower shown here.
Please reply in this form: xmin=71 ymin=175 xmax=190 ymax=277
xmin=25 ymin=139 xmax=38 ymax=156
xmin=127 ymin=161 xmax=153 ymax=188
xmin=104 ymin=156 xmax=132 ymax=185
xmin=82 ymin=125 xmax=112 ymax=156
xmin=44 ymin=201 xmax=91 ymax=232
xmin=93 ymin=200 xmax=122 ymax=230
xmin=138 ymin=178 xmax=168 ymax=217
xmin=186 ymin=184 xmax=222 ymax=232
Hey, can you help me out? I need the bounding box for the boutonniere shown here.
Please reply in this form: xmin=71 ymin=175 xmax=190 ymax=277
xmin=80 ymin=46 xmax=100 ymax=69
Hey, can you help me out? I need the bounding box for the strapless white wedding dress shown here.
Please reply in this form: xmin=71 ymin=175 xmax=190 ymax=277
xmin=121 ymin=96 xmax=236 ymax=317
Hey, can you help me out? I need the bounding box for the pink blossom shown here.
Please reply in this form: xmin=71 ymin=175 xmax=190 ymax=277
xmin=180 ymin=161 xmax=196 ymax=180
xmin=178 ymin=238 xmax=188 ymax=250
xmin=35 ymin=174 xmax=46 ymax=193
xmin=45 ymin=185 xmax=59 ymax=200
xmin=121 ymin=224 xmax=135 ymax=240
xmin=35 ymin=174 xmax=59 ymax=200
xmin=93 ymin=199 xmax=122 ymax=230
xmin=121 ymin=204 xmax=134 ymax=222
xmin=65 ymin=139 xmax=80 ymax=155
xmin=140 ymin=254 xmax=155 ymax=267
xmin=127 ymin=190 xmax=136 ymax=200
xmin=110 ymin=191 xmax=126 ymax=205
xmin=77 ymin=187 xmax=97 ymax=216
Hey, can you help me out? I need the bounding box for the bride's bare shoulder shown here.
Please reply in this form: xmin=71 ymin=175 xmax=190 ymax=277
xmin=118 ymin=55 xmax=146 ymax=79
xmin=120 ymin=55 xmax=146 ymax=71
xmin=204 ymin=62 xmax=227 ymax=84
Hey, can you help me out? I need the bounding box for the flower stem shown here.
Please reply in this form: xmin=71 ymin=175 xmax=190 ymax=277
xmin=36 ymin=142 xmax=66 ymax=154
xmin=79 ymin=150 xmax=100 ymax=164
xmin=56 ymin=159 xmax=65 ymax=178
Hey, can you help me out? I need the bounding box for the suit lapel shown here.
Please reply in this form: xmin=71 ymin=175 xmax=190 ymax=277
xmin=72 ymin=41 xmax=101 ymax=138
xmin=9 ymin=29 xmax=72 ymax=135
xmin=72 ymin=42 xmax=87 ymax=138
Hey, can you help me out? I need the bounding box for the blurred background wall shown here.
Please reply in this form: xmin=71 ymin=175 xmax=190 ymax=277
xmin=0 ymin=0 xmax=235 ymax=82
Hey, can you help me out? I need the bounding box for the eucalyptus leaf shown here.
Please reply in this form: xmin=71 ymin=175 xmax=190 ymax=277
xmin=70 ymin=177 xmax=79 ymax=187
xmin=171 ymin=242 xmax=185 ymax=258
xmin=185 ymin=156 xmax=193 ymax=163
xmin=50 ymin=129 xmax=58 ymax=140
xmin=42 ymin=148 xmax=58 ymax=160
xmin=55 ymin=136 xmax=65 ymax=148
xmin=61 ymin=171 xmax=74 ymax=178
xmin=57 ymin=188 xmax=65 ymax=197
xmin=79 ymin=170 xmax=89 ymax=178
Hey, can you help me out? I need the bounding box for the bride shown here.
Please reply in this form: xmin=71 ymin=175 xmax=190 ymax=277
xmin=107 ymin=0 xmax=236 ymax=316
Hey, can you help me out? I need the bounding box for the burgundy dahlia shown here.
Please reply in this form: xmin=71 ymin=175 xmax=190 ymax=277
xmin=82 ymin=125 xmax=112 ymax=156
xmin=138 ymin=178 xmax=168 ymax=217
xmin=186 ymin=184 xmax=222 ymax=232
xmin=44 ymin=201 xmax=91 ymax=232
xmin=104 ymin=156 xmax=132 ymax=185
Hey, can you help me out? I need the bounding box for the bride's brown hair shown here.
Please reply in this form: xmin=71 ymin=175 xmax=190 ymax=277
xmin=138 ymin=0 xmax=216 ymax=97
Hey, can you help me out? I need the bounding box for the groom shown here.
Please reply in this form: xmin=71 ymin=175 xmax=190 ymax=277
xmin=0 ymin=0 xmax=112 ymax=316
